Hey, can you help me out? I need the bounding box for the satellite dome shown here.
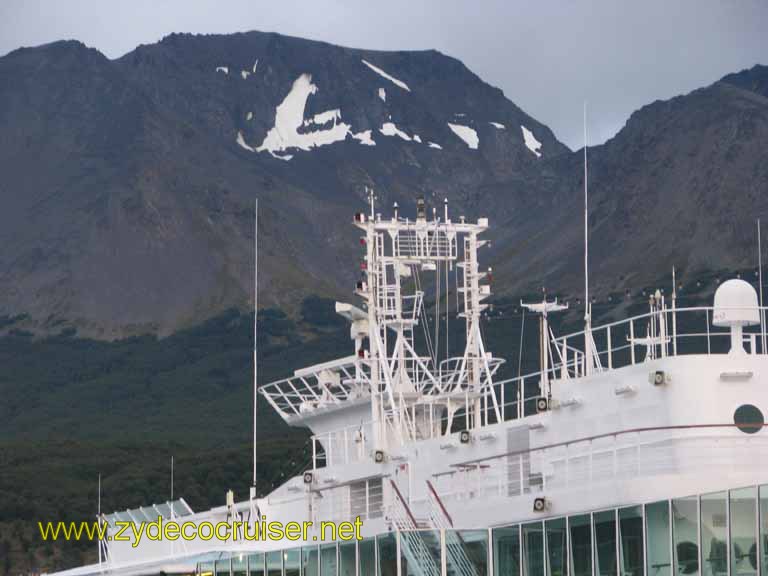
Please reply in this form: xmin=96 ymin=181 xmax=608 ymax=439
xmin=712 ymin=279 xmax=759 ymax=327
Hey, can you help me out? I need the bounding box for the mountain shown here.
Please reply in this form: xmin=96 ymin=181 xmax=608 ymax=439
xmin=0 ymin=33 xmax=767 ymax=340
xmin=0 ymin=32 xmax=567 ymax=338
xmin=489 ymin=63 xmax=768 ymax=301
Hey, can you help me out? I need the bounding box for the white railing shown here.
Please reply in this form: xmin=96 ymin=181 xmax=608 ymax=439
xmin=259 ymin=356 xmax=368 ymax=419
xmin=430 ymin=426 xmax=768 ymax=504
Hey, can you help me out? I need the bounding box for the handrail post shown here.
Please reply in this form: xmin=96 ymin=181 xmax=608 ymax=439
xmin=629 ymin=320 xmax=636 ymax=365
xmin=607 ymin=325 xmax=613 ymax=370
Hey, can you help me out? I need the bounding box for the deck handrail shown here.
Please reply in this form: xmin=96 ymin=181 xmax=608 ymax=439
xmin=434 ymin=421 xmax=767 ymax=474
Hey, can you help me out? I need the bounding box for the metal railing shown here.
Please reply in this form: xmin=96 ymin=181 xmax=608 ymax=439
xmin=430 ymin=424 xmax=768 ymax=504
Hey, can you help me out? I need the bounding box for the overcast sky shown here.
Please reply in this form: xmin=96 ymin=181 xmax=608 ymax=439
xmin=2 ymin=0 xmax=767 ymax=149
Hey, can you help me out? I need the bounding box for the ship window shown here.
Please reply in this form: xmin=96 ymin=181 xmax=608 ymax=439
xmin=377 ymin=533 xmax=397 ymax=576
xmin=247 ymin=554 xmax=265 ymax=576
xmin=233 ymin=555 xmax=247 ymax=576
xmin=730 ymin=487 xmax=758 ymax=576
xmin=339 ymin=541 xmax=356 ymax=576
xmin=523 ymin=522 xmax=545 ymax=576
xmin=734 ymin=404 xmax=764 ymax=434
xmin=216 ymin=559 xmax=231 ymax=576
xmin=456 ymin=530 xmax=489 ymax=575
xmin=759 ymin=486 xmax=768 ymax=575
xmin=321 ymin=543 xmax=338 ymax=576
xmin=494 ymin=525 xmax=521 ymax=576
xmin=546 ymin=518 xmax=568 ymax=576
xmin=284 ymin=549 xmax=300 ymax=576
xmin=358 ymin=538 xmax=376 ymax=576
xmin=646 ymin=501 xmax=671 ymax=576
xmin=700 ymin=492 xmax=727 ymax=576
xmin=266 ymin=551 xmax=282 ymax=576
xmin=619 ymin=506 xmax=644 ymax=576
xmin=400 ymin=530 xmax=441 ymax=575
xmin=302 ymin=547 xmax=318 ymax=576
xmin=569 ymin=515 xmax=592 ymax=576
xmin=200 ymin=561 xmax=216 ymax=576
xmin=350 ymin=477 xmax=384 ymax=520
xmin=672 ymin=497 xmax=699 ymax=576
xmin=594 ymin=510 xmax=618 ymax=576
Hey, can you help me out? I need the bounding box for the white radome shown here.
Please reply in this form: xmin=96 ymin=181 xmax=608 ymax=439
xmin=712 ymin=278 xmax=760 ymax=326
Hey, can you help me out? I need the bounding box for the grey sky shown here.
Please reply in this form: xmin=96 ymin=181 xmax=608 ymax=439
xmin=2 ymin=0 xmax=767 ymax=149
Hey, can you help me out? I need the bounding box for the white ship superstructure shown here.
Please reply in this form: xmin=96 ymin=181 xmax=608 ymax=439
xmin=53 ymin=199 xmax=768 ymax=576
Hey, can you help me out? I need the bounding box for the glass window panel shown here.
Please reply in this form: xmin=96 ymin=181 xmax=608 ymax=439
xmin=358 ymin=538 xmax=376 ymax=576
xmin=730 ymin=487 xmax=757 ymax=576
xmin=233 ymin=555 xmax=247 ymax=576
xmin=377 ymin=533 xmax=397 ymax=576
xmin=339 ymin=541 xmax=356 ymax=576
xmin=302 ymin=547 xmax=319 ymax=576
xmin=594 ymin=510 xmax=618 ymax=576
xmin=201 ymin=561 xmax=216 ymax=576
xmin=673 ymin=496 xmax=699 ymax=576
xmin=494 ymin=525 xmax=521 ymax=576
xmin=760 ymin=486 xmax=768 ymax=576
xmin=321 ymin=544 xmax=338 ymax=576
xmin=284 ymin=549 xmax=300 ymax=576
xmin=546 ymin=518 xmax=568 ymax=576
xmin=700 ymin=492 xmax=727 ymax=576
xmin=456 ymin=530 xmax=489 ymax=576
xmin=217 ymin=559 xmax=232 ymax=576
xmin=620 ymin=506 xmax=644 ymax=576
xmin=646 ymin=501 xmax=671 ymax=576
xmin=266 ymin=551 xmax=282 ymax=576
xmin=248 ymin=554 xmax=265 ymax=576
xmin=523 ymin=522 xmax=545 ymax=576
xmin=569 ymin=515 xmax=593 ymax=576
xmin=401 ymin=531 xmax=441 ymax=576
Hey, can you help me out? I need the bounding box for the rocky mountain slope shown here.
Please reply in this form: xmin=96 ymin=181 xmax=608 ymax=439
xmin=0 ymin=32 xmax=566 ymax=337
xmin=0 ymin=32 xmax=766 ymax=338
xmin=489 ymin=64 xmax=768 ymax=299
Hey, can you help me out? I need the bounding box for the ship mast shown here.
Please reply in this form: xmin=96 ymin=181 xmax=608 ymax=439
xmin=583 ymin=102 xmax=594 ymax=375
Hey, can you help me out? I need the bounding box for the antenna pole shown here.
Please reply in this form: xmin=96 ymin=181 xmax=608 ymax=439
xmin=672 ymin=267 xmax=678 ymax=356
xmin=253 ymin=198 xmax=258 ymax=490
xmin=97 ymin=473 xmax=102 ymax=568
xmin=583 ymin=101 xmax=592 ymax=375
xmin=759 ymin=219 xmax=766 ymax=354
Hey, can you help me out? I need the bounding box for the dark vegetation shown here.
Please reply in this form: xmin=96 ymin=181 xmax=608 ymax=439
xmin=0 ymin=270 xmax=753 ymax=574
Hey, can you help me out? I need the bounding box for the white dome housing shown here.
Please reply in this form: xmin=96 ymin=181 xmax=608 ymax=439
xmin=712 ymin=278 xmax=760 ymax=355
xmin=712 ymin=279 xmax=760 ymax=327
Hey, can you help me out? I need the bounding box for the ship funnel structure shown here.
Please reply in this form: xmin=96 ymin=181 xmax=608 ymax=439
xmin=712 ymin=279 xmax=760 ymax=354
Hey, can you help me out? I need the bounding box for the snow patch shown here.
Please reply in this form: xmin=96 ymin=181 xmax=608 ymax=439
xmin=216 ymin=66 xmax=229 ymax=74
xmin=521 ymin=125 xmax=542 ymax=157
xmin=413 ymin=134 xmax=422 ymax=143
xmin=428 ymin=142 xmax=442 ymax=149
xmin=256 ymin=74 xmax=351 ymax=156
xmin=362 ymin=59 xmax=411 ymax=92
xmin=236 ymin=131 xmax=255 ymax=152
xmin=380 ymin=122 xmax=412 ymax=141
xmin=307 ymin=109 xmax=341 ymax=126
xmin=378 ymin=88 xmax=386 ymax=102
xmin=447 ymin=123 xmax=479 ymax=149
xmin=490 ymin=122 xmax=506 ymax=129
xmin=252 ymin=60 xmax=259 ymax=73
xmin=246 ymin=112 xmax=253 ymax=121
xmin=353 ymin=130 xmax=376 ymax=146
xmin=241 ymin=70 xmax=250 ymax=80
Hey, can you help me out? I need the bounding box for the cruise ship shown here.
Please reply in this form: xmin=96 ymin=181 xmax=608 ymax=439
xmin=53 ymin=196 xmax=768 ymax=576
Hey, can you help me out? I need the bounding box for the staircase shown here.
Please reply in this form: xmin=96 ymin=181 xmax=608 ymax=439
xmin=426 ymin=480 xmax=481 ymax=576
xmin=389 ymin=480 xmax=442 ymax=576
xmin=389 ymin=478 xmax=483 ymax=576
